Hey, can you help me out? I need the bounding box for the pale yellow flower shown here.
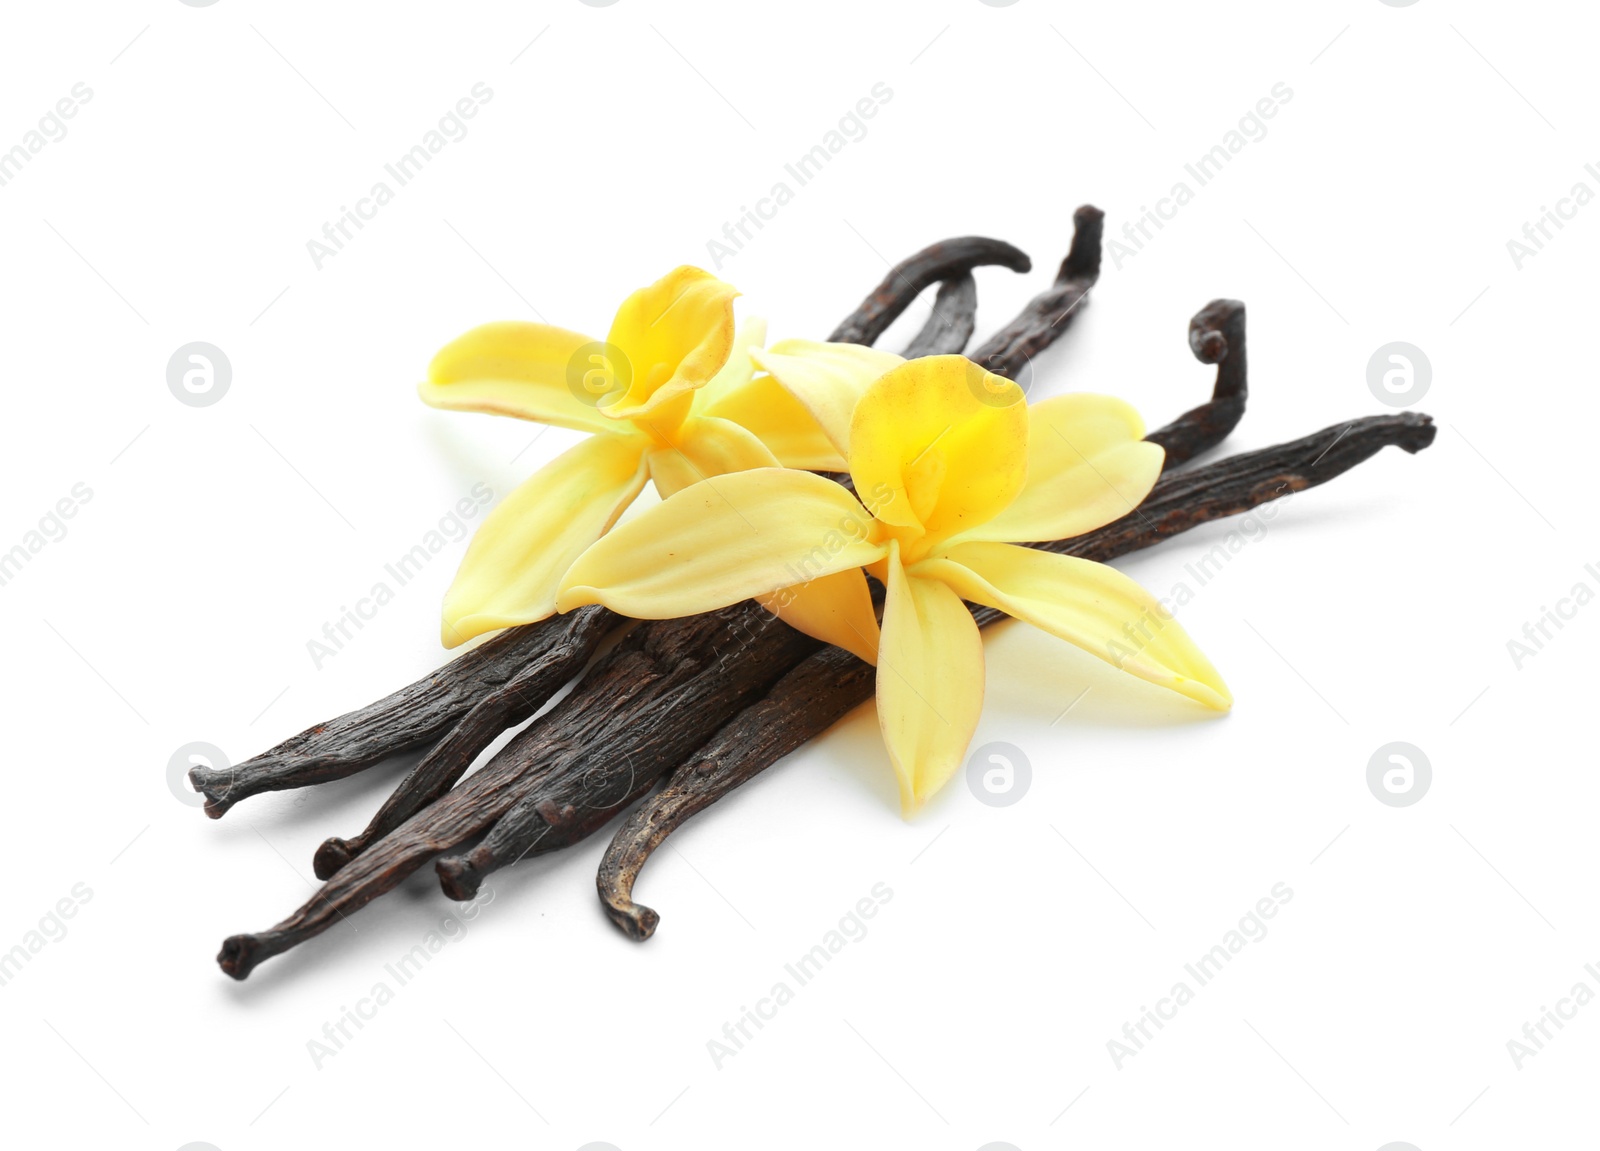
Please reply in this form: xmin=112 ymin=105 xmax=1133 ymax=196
xmin=419 ymin=266 xmax=890 ymax=647
xmin=558 ymin=355 xmax=1231 ymax=811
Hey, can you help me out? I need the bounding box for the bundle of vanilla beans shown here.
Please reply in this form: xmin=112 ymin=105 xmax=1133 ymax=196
xmin=193 ymin=205 xmax=1435 ymax=979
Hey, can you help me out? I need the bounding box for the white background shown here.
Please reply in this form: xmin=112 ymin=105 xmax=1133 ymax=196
xmin=0 ymin=2 xmax=1593 ymax=1149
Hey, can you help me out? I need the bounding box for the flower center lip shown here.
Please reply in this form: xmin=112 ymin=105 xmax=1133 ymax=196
xmin=629 ymin=392 xmax=695 ymax=445
xmin=872 ymin=519 xmax=931 ymax=565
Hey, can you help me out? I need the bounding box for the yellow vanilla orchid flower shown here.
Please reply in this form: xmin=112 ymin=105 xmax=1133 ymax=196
xmin=418 ymin=265 xmax=894 ymax=648
xmin=557 ymin=355 xmax=1232 ymax=812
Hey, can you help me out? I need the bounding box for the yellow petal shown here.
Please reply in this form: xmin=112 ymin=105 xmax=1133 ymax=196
xmin=441 ymin=433 xmax=648 ymax=647
xmin=693 ymin=316 xmax=768 ymax=412
xmin=848 ymin=355 xmax=1029 ymax=540
xmin=557 ymin=468 xmax=885 ymax=618
xmin=877 ymin=542 xmax=985 ymax=813
xmin=957 ymin=394 xmax=1165 ymax=544
xmin=758 ymin=567 xmax=880 ymax=665
xmin=748 ymin=339 xmax=904 ymax=457
xmin=603 ymin=267 xmax=739 ymax=421
xmin=419 ymin=322 xmax=614 ymax=434
xmin=703 ymin=374 xmax=848 ymax=471
xmin=646 ymin=415 xmax=780 ymax=498
xmin=922 ymin=540 xmax=1232 ymax=710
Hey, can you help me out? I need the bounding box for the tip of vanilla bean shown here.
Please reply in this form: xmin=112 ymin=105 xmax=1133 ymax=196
xmin=189 ymin=766 xmax=235 ymax=819
xmin=1187 ymin=299 xmax=1246 ymax=367
xmin=313 ymin=837 xmax=355 ymax=880
xmin=602 ymin=899 xmax=661 ymax=942
xmin=436 ymin=853 xmax=485 ymax=901
xmin=218 ymin=933 xmax=263 ymax=980
xmin=1395 ymin=412 xmax=1436 ymax=453
xmin=1060 ymin=204 xmax=1105 ymax=282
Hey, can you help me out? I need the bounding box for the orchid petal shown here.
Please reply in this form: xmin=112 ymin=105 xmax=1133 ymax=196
xmin=758 ymin=567 xmax=880 ymax=665
xmin=441 ymin=432 xmax=649 ymax=647
xmin=749 ymin=339 xmax=904 ymax=457
xmin=603 ymin=266 xmax=738 ymax=421
xmin=557 ymin=468 xmax=884 ymax=619
xmin=922 ymin=540 xmax=1232 ymax=710
xmin=646 ymin=415 xmax=781 ymax=498
xmin=877 ymin=542 xmax=985 ymax=813
xmin=956 ymin=394 xmax=1165 ymax=545
xmin=703 ymin=374 xmax=848 ymax=471
xmin=847 ymin=355 xmax=1028 ymax=539
xmin=694 ymin=316 xmax=768 ymax=412
xmin=419 ymin=322 xmax=615 ymax=434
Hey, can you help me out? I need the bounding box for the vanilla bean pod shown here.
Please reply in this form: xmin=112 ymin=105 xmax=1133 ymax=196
xmin=901 ymin=271 xmax=978 ymax=358
xmin=969 ymin=204 xmax=1104 ymax=380
xmin=309 ymin=605 xmax=616 ymax=879
xmin=595 ymin=411 xmax=1437 ymax=937
xmin=433 ymin=607 xmax=817 ymax=900
xmin=1042 ymin=411 xmax=1436 ymax=569
xmin=828 ymin=236 xmax=1029 ymax=346
xmin=599 ymin=644 xmax=873 ymax=939
xmin=217 ymin=602 xmax=816 ymax=978
xmin=1145 ymin=299 xmax=1248 ymax=467
xmin=189 ymin=610 xmax=614 ymax=818
xmin=219 ymin=413 xmax=1433 ymax=974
